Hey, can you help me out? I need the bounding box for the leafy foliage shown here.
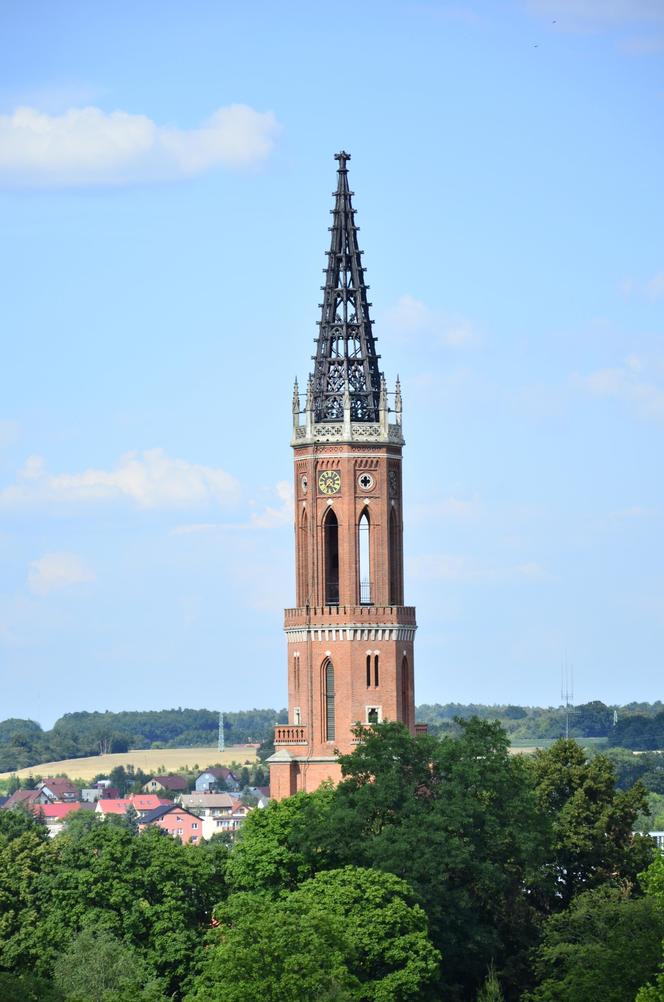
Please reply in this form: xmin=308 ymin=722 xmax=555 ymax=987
xmin=526 ymin=739 xmax=653 ymax=908
xmin=187 ymin=867 xmax=440 ymax=1002
xmin=524 ymin=885 xmax=664 ymax=1002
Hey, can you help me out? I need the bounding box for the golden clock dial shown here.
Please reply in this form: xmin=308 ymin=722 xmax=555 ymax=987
xmin=318 ymin=470 xmax=341 ymax=495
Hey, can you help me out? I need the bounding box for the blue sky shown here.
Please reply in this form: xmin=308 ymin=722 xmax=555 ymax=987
xmin=1 ymin=0 xmax=663 ymax=726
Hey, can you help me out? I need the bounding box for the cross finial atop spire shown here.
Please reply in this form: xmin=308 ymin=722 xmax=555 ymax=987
xmin=334 ymin=150 xmax=351 ymax=168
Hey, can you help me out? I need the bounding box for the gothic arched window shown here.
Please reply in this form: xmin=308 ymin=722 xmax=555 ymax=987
xmin=323 ymin=659 xmax=335 ymax=741
xmin=299 ymin=509 xmax=309 ymax=606
xmin=401 ymin=655 xmax=410 ymax=726
xmin=358 ymin=510 xmax=371 ymax=604
xmin=323 ymin=508 xmax=339 ymax=606
xmin=389 ymin=508 xmax=402 ymax=605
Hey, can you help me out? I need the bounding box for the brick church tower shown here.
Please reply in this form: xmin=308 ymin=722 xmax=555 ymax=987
xmin=268 ymin=152 xmax=417 ymax=800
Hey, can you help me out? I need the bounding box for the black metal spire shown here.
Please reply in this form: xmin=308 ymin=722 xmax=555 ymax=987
xmin=312 ymin=151 xmax=382 ymax=422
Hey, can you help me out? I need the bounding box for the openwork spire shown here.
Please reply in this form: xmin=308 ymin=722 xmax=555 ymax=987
xmin=313 ymin=151 xmax=382 ymax=422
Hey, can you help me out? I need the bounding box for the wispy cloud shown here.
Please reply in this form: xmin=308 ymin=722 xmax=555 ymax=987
xmin=618 ymin=270 xmax=664 ymax=299
xmin=248 ymin=480 xmax=294 ymax=529
xmin=573 ymin=355 xmax=664 ymax=419
xmin=408 ymin=495 xmax=481 ymax=525
xmin=408 ymin=553 xmax=549 ymax=583
xmin=28 ymin=552 xmax=95 ymax=596
xmin=382 ymin=294 xmax=478 ymax=348
xmin=172 ymin=481 xmax=293 ymax=534
xmin=0 ymin=448 xmax=240 ymax=508
xmin=0 ymin=103 xmax=280 ymax=187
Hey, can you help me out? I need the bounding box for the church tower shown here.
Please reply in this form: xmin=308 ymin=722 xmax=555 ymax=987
xmin=268 ymin=152 xmax=417 ymax=800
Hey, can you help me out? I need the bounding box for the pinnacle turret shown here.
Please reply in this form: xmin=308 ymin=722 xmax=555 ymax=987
xmin=312 ymin=151 xmax=382 ymax=422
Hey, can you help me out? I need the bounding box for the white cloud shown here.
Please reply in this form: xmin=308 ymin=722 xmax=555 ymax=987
xmin=0 ymin=448 xmax=240 ymax=508
xmin=0 ymin=104 xmax=280 ymax=187
xmin=383 ymin=294 xmax=478 ymax=348
xmin=573 ymin=357 xmax=664 ymax=419
xmin=408 ymin=553 xmax=548 ymax=582
xmin=28 ymin=552 xmax=95 ymax=596
xmin=172 ymin=481 xmax=293 ymax=534
xmin=249 ymin=481 xmax=293 ymax=529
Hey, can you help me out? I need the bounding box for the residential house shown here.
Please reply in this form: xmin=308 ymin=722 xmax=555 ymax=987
xmin=244 ymin=787 xmax=270 ymax=808
xmin=142 ymin=774 xmax=189 ymax=795
xmin=33 ymin=802 xmax=94 ymax=837
xmin=2 ymin=788 xmax=53 ymax=809
xmin=96 ymin=794 xmax=169 ymax=819
xmin=179 ymin=792 xmax=255 ymax=840
xmin=180 ymin=792 xmax=233 ymax=840
xmin=82 ymin=784 xmax=121 ymax=802
xmin=194 ymin=767 xmax=239 ymax=793
xmin=38 ymin=777 xmax=79 ymax=802
xmin=139 ymin=804 xmax=202 ymax=844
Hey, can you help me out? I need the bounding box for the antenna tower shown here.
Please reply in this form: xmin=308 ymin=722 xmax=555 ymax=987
xmin=561 ymin=660 xmax=574 ymax=740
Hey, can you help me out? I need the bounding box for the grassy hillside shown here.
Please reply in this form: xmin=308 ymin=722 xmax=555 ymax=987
xmin=0 ymin=744 xmax=256 ymax=783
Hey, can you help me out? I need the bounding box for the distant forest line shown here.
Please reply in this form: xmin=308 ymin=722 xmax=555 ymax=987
xmin=1 ymin=700 xmax=663 ymax=774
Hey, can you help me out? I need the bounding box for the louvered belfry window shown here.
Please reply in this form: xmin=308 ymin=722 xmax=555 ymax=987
xmin=324 ymin=660 xmax=336 ymax=741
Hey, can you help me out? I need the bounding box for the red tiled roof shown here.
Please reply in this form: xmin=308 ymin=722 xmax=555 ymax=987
xmin=39 ymin=777 xmax=78 ymax=796
xmin=33 ymin=803 xmax=90 ymax=820
xmin=96 ymin=795 xmax=169 ymax=815
xmin=3 ymin=789 xmax=44 ymax=808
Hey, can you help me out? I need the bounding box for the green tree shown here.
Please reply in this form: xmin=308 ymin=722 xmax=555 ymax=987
xmin=226 ymin=784 xmax=335 ymax=893
xmin=187 ymin=866 xmax=440 ymax=1002
xmin=476 ymin=964 xmax=505 ymax=1002
xmin=230 ymin=720 xmax=546 ymax=1001
xmin=527 ymin=739 xmax=653 ymax=908
xmin=636 ymin=854 xmax=664 ymax=1001
xmin=1 ymin=821 xmax=227 ymax=994
xmin=524 ymin=884 xmax=664 ymax=1002
xmin=53 ymin=928 xmax=164 ymax=1001
xmin=0 ymin=825 xmax=53 ymax=971
xmin=0 ymin=972 xmax=63 ymax=1001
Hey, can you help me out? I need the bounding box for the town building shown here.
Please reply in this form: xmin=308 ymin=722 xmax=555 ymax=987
xmin=269 ymin=152 xmax=418 ymax=800
xmin=142 ymin=774 xmax=189 ymax=794
xmin=38 ymin=777 xmax=79 ymax=802
xmin=95 ymin=794 xmax=169 ymax=819
xmin=180 ymin=792 xmax=261 ymax=839
xmin=194 ymin=767 xmax=239 ymax=793
xmin=33 ymin=802 xmax=93 ymax=837
xmin=139 ymin=804 xmax=202 ymax=844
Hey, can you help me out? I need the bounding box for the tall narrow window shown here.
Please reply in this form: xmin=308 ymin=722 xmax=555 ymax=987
xmin=358 ymin=510 xmax=371 ymax=604
xmin=324 ymin=660 xmax=335 ymax=741
xmin=299 ymin=509 xmax=309 ymax=606
xmin=374 ymin=654 xmax=380 ymax=687
xmin=293 ymin=654 xmax=300 ymax=691
xmin=366 ymin=654 xmax=371 ymax=687
xmin=389 ymin=508 xmax=402 ymax=605
xmin=401 ymin=656 xmax=409 ymax=726
xmin=324 ymin=509 xmax=339 ymax=605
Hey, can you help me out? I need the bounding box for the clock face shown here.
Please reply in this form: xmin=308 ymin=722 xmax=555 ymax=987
xmin=318 ymin=470 xmax=341 ymax=495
